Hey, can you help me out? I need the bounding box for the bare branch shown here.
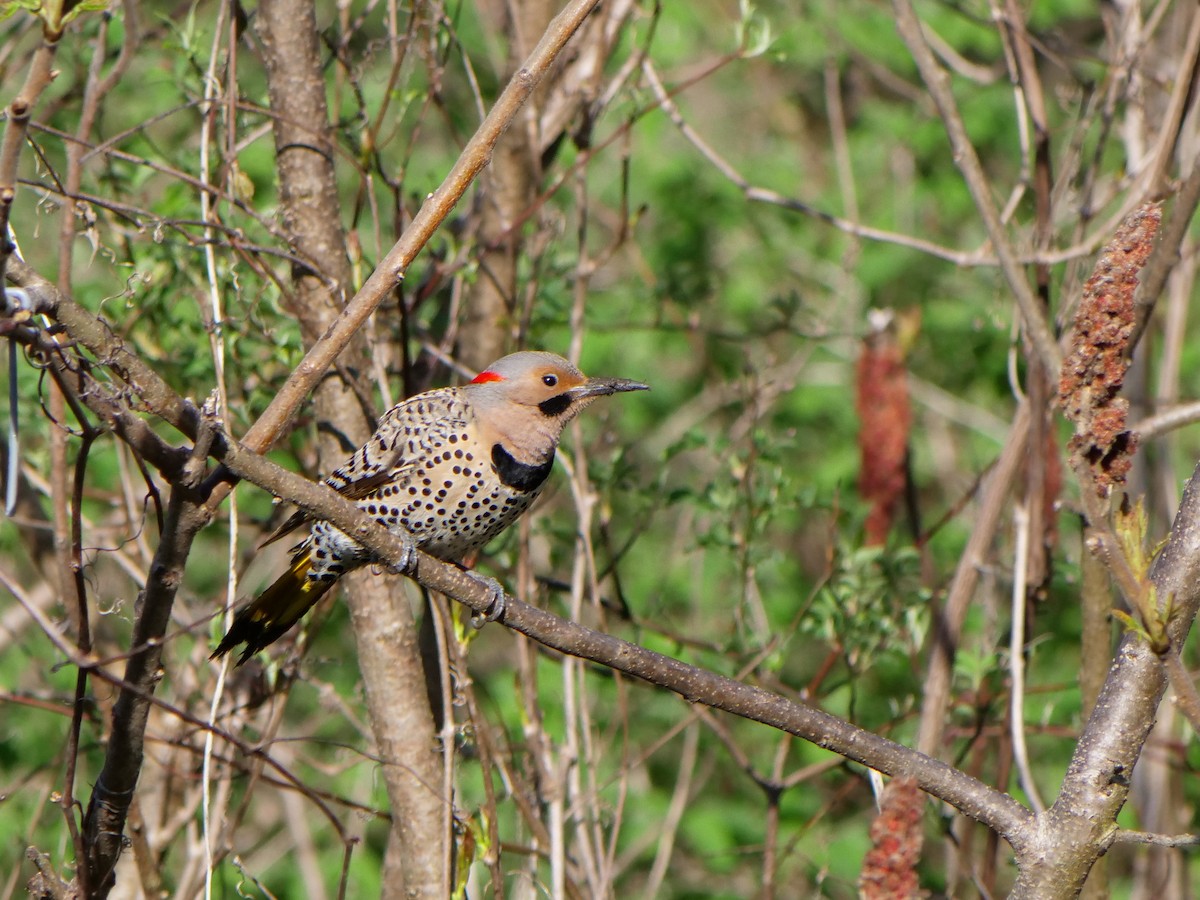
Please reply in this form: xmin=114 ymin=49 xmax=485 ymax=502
xmin=253 ymin=0 xmax=450 ymax=893
xmin=81 ymin=484 xmax=209 ymax=894
xmin=0 ymin=17 xmax=61 ymax=288
xmin=1112 ymin=830 xmax=1200 ymax=848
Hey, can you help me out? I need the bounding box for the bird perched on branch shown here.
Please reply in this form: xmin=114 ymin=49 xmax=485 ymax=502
xmin=212 ymin=351 xmax=648 ymax=664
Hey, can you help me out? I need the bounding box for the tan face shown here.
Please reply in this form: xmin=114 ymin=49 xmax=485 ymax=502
xmin=469 ymin=350 xmax=649 ymax=424
xmin=499 ymin=362 xmax=591 ymax=412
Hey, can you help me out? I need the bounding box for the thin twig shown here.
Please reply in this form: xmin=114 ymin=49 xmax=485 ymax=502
xmin=1112 ymin=829 xmax=1200 ymax=847
xmin=1008 ymin=505 xmax=1045 ymax=814
xmin=1131 ymin=156 xmax=1200 ymax=352
xmin=198 ymin=4 xmax=236 ymax=894
xmin=1132 ymin=400 xmax=1200 ymax=440
xmin=0 ymin=24 xmax=61 ymax=289
xmin=0 ymin=564 xmax=352 ymax=830
xmin=916 ymin=403 xmax=1030 ymax=758
xmin=1161 ymin=647 xmax=1200 ymax=736
xmin=642 ymin=723 xmax=699 ymax=898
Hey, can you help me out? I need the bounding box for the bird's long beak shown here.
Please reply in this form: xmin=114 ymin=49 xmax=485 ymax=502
xmin=572 ymin=377 xmax=650 ymax=399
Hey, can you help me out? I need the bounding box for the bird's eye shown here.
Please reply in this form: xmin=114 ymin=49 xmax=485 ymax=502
xmin=542 ymin=374 xmax=558 ymax=387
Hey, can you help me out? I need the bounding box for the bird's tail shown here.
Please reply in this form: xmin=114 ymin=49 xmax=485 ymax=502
xmin=210 ymin=550 xmax=335 ymax=665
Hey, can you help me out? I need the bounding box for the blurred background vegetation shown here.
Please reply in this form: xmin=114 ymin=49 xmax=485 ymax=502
xmin=3 ymin=0 xmax=1199 ymax=896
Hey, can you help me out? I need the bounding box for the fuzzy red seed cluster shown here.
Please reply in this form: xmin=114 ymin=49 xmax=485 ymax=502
xmin=860 ymin=776 xmax=924 ymax=898
xmin=857 ymin=326 xmax=912 ymax=545
xmin=1058 ymin=202 xmax=1160 ymax=496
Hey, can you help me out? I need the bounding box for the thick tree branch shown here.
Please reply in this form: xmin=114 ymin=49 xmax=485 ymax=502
xmin=7 ymin=253 xmax=1035 ymax=857
xmin=5 ymin=9 xmax=613 ymax=891
xmin=7 ymin=0 xmax=605 ymax=460
xmin=81 ymin=483 xmax=208 ymax=896
xmin=254 ymin=0 xmax=448 ymax=893
xmin=1010 ymin=461 xmax=1200 ymax=897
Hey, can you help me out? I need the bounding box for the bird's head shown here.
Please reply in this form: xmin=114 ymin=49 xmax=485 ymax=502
xmin=466 ymin=351 xmax=648 ymax=436
xmin=468 ymin=351 xmax=648 ymax=418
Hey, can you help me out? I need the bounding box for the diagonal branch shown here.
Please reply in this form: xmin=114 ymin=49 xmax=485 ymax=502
xmin=6 ymin=0 xmax=608 ymax=461
xmin=253 ymin=0 xmax=448 ymax=893
xmin=6 ymin=258 xmax=1035 ymax=850
xmin=81 ymin=482 xmax=209 ymax=895
xmin=208 ymin=430 xmax=1035 ymax=847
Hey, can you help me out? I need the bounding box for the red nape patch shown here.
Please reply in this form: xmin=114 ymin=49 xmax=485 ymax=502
xmin=471 ymin=370 xmax=505 ymax=384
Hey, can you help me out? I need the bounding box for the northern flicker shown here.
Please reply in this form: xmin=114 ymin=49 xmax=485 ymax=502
xmin=212 ymin=351 xmax=648 ymax=664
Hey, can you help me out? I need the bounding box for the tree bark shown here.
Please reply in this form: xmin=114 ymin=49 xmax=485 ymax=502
xmin=256 ymin=0 xmax=447 ymax=894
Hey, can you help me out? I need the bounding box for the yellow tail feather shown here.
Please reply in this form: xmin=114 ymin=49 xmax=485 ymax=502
xmin=211 ymin=550 xmax=335 ymax=665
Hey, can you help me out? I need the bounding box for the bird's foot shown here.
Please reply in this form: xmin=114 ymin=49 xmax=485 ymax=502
xmin=383 ymin=529 xmax=419 ymax=575
xmin=466 ymin=572 xmax=509 ymax=628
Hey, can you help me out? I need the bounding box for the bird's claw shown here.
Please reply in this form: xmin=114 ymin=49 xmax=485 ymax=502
xmin=467 ymin=572 xmax=509 ymax=628
xmin=385 ymin=531 xmax=418 ymax=575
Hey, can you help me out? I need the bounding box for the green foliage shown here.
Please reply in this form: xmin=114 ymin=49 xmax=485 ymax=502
xmin=807 ymin=543 xmax=928 ymax=670
xmin=0 ymin=0 xmax=109 ymax=28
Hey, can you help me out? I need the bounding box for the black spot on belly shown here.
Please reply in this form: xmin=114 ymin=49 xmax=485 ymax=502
xmin=492 ymin=443 xmax=554 ymax=492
